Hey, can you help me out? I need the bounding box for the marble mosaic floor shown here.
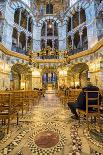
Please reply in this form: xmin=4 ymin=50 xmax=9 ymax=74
xmin=0 ymin=90 xmax=103 ymax=155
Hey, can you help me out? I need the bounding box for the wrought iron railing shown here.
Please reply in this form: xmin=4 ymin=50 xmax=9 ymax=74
xmin=68 ymin=44 xmax=88 ymax=56
xmin=36 ymin=55 xmax=61 ymax=60
xmin=11 ymin=46 xmax=27 ymax=55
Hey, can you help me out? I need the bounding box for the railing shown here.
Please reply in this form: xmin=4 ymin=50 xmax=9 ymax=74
xmin=68 ymin=44 xmax=88 ymax=56
xmin=36 ymin=55 xmax=60 ymax=59
xmin=11 ymin=46 xmax=27 ymax=55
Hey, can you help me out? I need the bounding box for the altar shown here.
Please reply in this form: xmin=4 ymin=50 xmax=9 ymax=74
xmin=47 ymin=84 xmax=53 ymax=90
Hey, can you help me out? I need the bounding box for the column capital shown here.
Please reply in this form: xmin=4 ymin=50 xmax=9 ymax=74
xmin=79 ymin=30 xmax=83 ymax=36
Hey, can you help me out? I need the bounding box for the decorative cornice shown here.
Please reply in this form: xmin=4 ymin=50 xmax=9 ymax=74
xmin=68 ymin=38 xmax=103 ymax=62
xmin=0 ymin=43 xmax=29 ymax=61
xmin=0 ymin=38 xmax=103 ymax=64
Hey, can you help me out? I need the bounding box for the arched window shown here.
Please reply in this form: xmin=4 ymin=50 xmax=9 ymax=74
xmin=41 ymin=20 xmax=59 ymax=50
xmin=20 ymin=10 xmax=27 ymax=29
xmin=46 ymin=3 xmax=53 ymax=14
xmin=12 ymin=28 xmax=18 ymax=46
xmin=73 ymin=11 xmax=79 ymax=28
xmin=28 ymin=17 xmax=33 ymax=32
xmin=14 ymin=8 xmax=20 ymax=24
xmin=80 ymin=9 xmax=86 ymax=24
xmin=67 ymin=17 xmax=71 ymax=32
xmin=54 ymin=22 xmax=58 ymax=36
xmin=41 ymin=22 xmax=46 ymax=36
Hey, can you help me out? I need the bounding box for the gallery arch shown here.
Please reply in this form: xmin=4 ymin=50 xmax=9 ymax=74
xmin=12 ymin=8 xmax=33 ymax=54
xmin=41 ymin=19 xmax=59 ymax=50
xmin=11 ymin=64 xmax=32 ymax=90
xmin=42 ymin=70 xmax=58 ymax=89
xmin=68 ymin=63 xmax=89 ymax=88
xmin=46 ymin=3 xmax=53 ymax=14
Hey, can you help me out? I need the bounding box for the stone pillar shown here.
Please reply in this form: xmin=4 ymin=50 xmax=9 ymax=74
xmin=79 ymin=31 xmax=83 ymax=47
xmin=19 ymin=9 xmax=22 ymax=26
xmin=52 ymin=39 xmax=54 ymax=50
xmin=26 ymin=36 xmax=28 ymax=51
xmin=17 ymin=31 xmax=20 ymax=48
xmin=45 ymin=39 xmax=47 ymax=47
xmin=89 ymin=61 xmax=103 ymax=89
xmin=58 ymin=21 xmax=67 ymax=50
xmin=33 ymin=21 xmax=41 ymax=51
xmin=2 ymin=3 xmax=14 ymax=49
xmin=45 ymin=22 xmax=47 ymax=48
xmin=32 ymin=69 xmax=42 ymax=89
xmin=71 ymin=35 xmax=74 ymax=50
xmin=79 ymin=8 xmax=81 ymax=25
xmin=27 ymin=15 xmax=29 ymax=31
xmin=45 ymin=22 xmax=47 ymax=37
xmin=71 ymin=15 xmax=73 ymax=30
xmin=52 ymin=22 xmax=54 ymax=50
xmin=85 ymin=2 xmax=98 ymax=48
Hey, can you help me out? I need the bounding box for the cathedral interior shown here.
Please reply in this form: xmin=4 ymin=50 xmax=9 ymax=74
xmin=0 ymin=0 xmax=103 ymax=154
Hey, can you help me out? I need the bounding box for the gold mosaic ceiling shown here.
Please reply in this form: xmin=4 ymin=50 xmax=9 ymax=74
xmin=34 ymin=0 xmax=70 ymax=14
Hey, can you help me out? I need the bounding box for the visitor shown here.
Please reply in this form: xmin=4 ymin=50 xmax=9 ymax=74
xmin=68 ymin=79 xmax=102 ymax=120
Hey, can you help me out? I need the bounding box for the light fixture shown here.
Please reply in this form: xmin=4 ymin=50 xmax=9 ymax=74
xmin=49 ymin=23 xmax=52 ymax=28
xmin=48 ymin=19 xmax=52 ymax=28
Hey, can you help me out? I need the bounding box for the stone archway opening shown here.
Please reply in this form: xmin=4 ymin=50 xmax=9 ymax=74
xmin=68 ymin=63 xmax=89 ymax=88
xmin=42 ymin=69 xmax=58 ymax=90
xmin=11 ymin=63 xmax=32 ymax=90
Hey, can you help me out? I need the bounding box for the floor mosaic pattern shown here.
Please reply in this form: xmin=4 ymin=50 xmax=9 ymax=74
xmin=0 ymin=90 xmax=103 ymax=155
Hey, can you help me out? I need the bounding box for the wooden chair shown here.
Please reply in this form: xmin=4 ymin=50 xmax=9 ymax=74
xmin=78 ymin=91 xmax=101 ymax=130
xmin=67 ymin=90 xmax=80 ymax=104
xmin=0 ymin=93 xmax=19 ymax=133
xmin=13 ymin=91 xmax=25 ymax=117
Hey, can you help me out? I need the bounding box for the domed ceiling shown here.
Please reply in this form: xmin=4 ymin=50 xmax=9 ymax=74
xmin=32 ymin=0 xmax=70 ymax=15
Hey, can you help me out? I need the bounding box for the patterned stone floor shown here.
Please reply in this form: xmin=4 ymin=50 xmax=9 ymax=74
xmin=0 ymin=90 xmax=103 ymax=155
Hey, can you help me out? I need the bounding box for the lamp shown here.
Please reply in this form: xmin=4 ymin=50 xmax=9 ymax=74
xmin=48 ymin=19 xmax=52 ymax=28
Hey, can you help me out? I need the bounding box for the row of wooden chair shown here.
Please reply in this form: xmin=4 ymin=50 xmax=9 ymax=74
xmin=0 ymin=90 xmax=41 ymax=133
xmin=58 ymin=88 xmax=103 ymax=130
xmin=57 ymin=89 xmax=81 ymax=106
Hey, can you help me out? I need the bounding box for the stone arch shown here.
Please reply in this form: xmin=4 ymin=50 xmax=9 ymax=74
xmin=46 ymin=3 xmax=53 ymax=14
xmin=42 ymin=68 xmax=58 ymax=89
xmin=12 ymin=27 xmax=18 ymax=47
xmin=19 ymin=31 xmax=26 ymax=51
xmin=39 ymin=16 xmax=61 ymax=26
xmin=10 ymin=63 xmax=32 ymax=90
xmin=40 ymin=16 xmax=60 ymax=50
xmin=11 ymin=0 xmax=35 ymax=23
xmin=68 ymin=62 xmax=89 ymax=88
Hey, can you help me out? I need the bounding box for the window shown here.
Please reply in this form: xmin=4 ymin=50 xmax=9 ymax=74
xmin=46 ymin=3 xmax=53 ymax=14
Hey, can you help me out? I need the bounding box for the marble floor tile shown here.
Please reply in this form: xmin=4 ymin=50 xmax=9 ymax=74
xmin=0 ymin=90 xmax=103 ymax=155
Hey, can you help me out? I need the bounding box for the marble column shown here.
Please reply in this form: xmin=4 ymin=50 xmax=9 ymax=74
xmin=19 ymin=9 xmax=22 ymax=26
xmin=26 ymin=36 xmax=28 ymax=51
xmin=52 ymin=22 xmax=54 ymax=50
xmin=79 ymin=31 xmax=83 ymax=47
xmin=79 ymin=8 xmax=81 ymax=25
xmin=17 ymin=31 xmax=20 ymax=48
xmin=45 ymin=22 xmax=47 ymax=48
xmin=27 ymin=15 xmax=29 ymax=31
xmin=71 ymin=35 xmax=74 ymax=50
xmin=71 ymin=15 xmax=73 ymax=30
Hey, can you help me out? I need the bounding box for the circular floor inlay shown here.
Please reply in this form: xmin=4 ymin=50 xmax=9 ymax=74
xmin=35 ymin=131 xmax=59 ymax=148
